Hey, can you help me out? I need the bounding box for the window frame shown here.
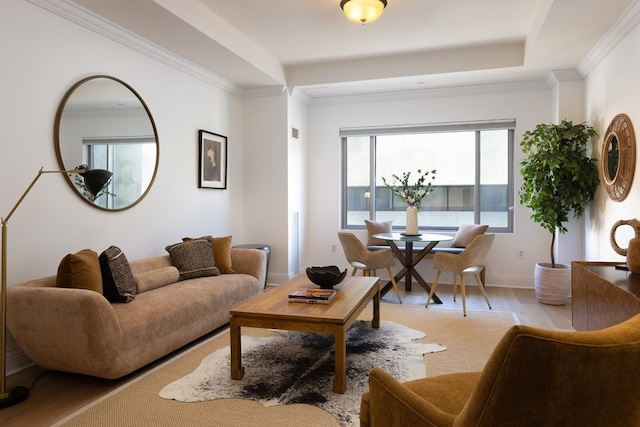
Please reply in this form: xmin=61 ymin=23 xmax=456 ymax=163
xmin=340 ymin=120 xmax=515 ymax=233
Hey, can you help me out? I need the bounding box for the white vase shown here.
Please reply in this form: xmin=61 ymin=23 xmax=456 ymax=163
xmin=406 ymin=206 xmax=419 ymax=235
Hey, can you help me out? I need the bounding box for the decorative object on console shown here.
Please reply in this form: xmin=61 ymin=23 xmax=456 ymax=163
xmin=382 ymin=169 xmax=437 ymax=236
xmin=340 ymin=0 xmax=387 ymax=24
xmin=1 ymin=166 xmax=111 ymax=409
xmin=198 ymin=130 xmax=227 ymax=190
xmin=305 ymin=265 xmax=347 ymax=289
xmin=519 ymin=120 xmax=599 ymax=305
xmin=602 ymin=114 xmax=635 ymax=202
xmin=610 ymin=219 xmax=640 ymax=274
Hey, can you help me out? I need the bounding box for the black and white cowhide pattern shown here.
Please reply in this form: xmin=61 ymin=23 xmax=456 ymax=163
xmin=160 ymin=320 xmax=445 ymax=426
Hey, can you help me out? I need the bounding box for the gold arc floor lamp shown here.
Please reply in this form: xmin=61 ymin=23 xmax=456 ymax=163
xmin=0 ymin=166 xmax=112 ymax=409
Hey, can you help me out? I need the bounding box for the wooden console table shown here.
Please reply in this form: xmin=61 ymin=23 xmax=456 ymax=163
xmin=572 ymin=261 xmax=640 ymax=331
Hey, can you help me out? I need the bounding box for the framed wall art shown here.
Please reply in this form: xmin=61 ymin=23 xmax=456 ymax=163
xmin=198 ymin=130 xmax=227 ymax=189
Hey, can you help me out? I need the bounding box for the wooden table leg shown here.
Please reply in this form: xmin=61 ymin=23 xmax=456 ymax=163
xmin=372 ymin=286 xmax=380 ymax=329
xmin=333 ymin=328 xmax=347 ymax=394
xmin=230 ymin=317 xmax=245 ymax=380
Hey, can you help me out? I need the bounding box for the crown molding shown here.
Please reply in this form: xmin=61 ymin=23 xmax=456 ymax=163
xmin=578 ymin=0 xmax=640 ymax=76
xmin=305 ymin=79 xmax=550 ymax=106
xmin=25 ymin=0 xmax=243 ymax=97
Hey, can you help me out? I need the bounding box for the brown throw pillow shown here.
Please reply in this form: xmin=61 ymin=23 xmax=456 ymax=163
xmin=450 ymin=224 xmax=489 ymax=248
xmin=166 ymin=239 xmax=220 ymax=280
xmin=56 ymin=249 xmax=103 ymax=294
xmin=365 ymin=220 xmax=393 ymax=246
xmin=211 ymin=236 xmax=235 ymax=274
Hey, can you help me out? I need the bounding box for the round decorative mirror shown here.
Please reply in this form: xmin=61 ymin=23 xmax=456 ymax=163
xmin=55 ymin=75 xmax=159 ymax=211
xmin=602 ymin=114 xmax=635 ymax=202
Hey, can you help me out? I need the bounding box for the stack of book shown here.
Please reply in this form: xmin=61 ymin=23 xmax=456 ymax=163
xmin=288 ymin=288 xmax=337 ymax=304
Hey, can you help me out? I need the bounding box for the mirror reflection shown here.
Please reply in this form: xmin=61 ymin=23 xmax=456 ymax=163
xmin=55 ymin=76 xmax=158 ymax=210
xmin=606 ymin=134 xmax=620 ymax=181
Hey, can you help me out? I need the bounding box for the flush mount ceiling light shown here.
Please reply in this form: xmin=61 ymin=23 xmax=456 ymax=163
xmin=340 ymin=0 xmax=387 ymax=24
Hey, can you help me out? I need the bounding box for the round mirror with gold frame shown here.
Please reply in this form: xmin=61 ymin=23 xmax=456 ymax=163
xmin=55 ymin=75 xmax=159 ymax=211
xmin=602 ymin=113 xmax=635 ymax=202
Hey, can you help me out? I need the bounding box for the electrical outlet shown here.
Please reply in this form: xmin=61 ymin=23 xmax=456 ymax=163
xmin=331 ymin=244 xmax=337 ymax=253
xmin=517 ymin=249 xmax=524 ymax=259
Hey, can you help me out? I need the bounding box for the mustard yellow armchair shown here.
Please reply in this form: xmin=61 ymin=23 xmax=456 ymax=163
xmin=361 ymin=313 xmax=640 ymax=427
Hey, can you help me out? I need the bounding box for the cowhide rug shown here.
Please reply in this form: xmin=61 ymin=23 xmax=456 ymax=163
xmin=159 ymin=320 xmax=446 ymax=426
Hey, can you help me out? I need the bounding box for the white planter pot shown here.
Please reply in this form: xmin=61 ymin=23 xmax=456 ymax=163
xmin=534 ymin=262 xmax=571 ymax=305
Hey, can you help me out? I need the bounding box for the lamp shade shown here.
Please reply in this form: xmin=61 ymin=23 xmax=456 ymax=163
xmin=340 ymin=0 xmax=387 ymax=24
xmin=77 ymin=165 xmax=113 ymax=197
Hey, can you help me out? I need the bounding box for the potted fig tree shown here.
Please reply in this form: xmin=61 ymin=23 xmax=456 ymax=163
xmin=519 ymin=119 xmax=599 ymax=305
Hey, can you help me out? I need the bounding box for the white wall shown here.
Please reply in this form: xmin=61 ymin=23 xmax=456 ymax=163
xmin=585 ymin=15 xmax=640 ymax=262
xmin=304 ymin=87 xmax=558 ymax=288
xmin=1 ymin=0 xmax=246 ymax=372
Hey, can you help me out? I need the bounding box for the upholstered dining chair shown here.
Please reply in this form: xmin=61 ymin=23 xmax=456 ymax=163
xmin=338 ymin=232 xmax=402 ymax=303
xmin=426 ymin=233 xmax=495 ymax=316
xmin=360 ymin=313 xmax=640 ymax=427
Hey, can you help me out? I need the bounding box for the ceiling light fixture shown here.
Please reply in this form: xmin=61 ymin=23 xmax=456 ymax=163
xmin=340 ymin=0 xmax=387 ymax=25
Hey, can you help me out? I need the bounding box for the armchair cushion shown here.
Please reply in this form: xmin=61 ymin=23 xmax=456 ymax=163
xmin=450 ymin=224 xmax=488 ymax=248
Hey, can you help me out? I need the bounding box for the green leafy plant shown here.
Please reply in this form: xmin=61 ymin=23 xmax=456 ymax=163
xmin=519 ymin=120 xmax=599 ymax=267
xmin=382 ymin=169 xmax=437 ymax=209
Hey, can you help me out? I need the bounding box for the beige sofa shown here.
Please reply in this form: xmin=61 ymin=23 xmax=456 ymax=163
xmin=7 ymin=247 xmax=266 ymax=379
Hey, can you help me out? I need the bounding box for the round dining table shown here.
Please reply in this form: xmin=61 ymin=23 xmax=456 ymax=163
xmin=373 ymin=232 xmax=453 ymax=304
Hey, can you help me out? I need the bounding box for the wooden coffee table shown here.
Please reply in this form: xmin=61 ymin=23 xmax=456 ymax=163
xmin=229 ymin=275 xmax=380 ymax=394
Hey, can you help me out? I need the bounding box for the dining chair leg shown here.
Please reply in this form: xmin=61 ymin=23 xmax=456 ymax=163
xmin=453 ymin=274 xmax=458 ymax=302
xmin=385 ymin=267 xmax=402 ymax=303
xmin=351 ymin=268 xmax=358 ymax=276
xmin=475 ymin=272 xmax=492 ymax=309
xmin=426 ymin=270 xmax=441 ymax=307
xmin=460 ymin=274 xmax=467 ymax=317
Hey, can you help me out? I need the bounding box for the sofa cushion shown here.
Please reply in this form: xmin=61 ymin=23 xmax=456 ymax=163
xmin=134 ymin=266 xmax=180 ymax=293
xmin=365 ymin=220 xmax=393 ymax=246
xmin=100 ymin=246 xmax=136 ymax=303
xmin=166 ymin=239 xmax=220 ymax=280
xmin=211 ymin=236 xmax=235 ymax=274
xmin=183 ymin=235 xmax=235 ymax=274
xmin=56 ymin=249 xmax=103 ymax=293
xmin=451 ymin=224 xmax=489 ymax=248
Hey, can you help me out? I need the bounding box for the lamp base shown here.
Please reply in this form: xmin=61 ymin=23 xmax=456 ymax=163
xmin=0 ymin=386 xmax=29 ymax=409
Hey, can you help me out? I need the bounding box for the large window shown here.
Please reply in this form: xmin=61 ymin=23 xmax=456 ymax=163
xmin=341 ymin=121 xmax=515 ymax=232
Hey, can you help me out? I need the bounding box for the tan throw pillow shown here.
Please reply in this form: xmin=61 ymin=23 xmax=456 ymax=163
xmin=166 ymin=239 xmax=219 ymax=280
xmin=450 ymin=224 xmax=489 ymax=248
xmin=365 ymin=220 xmax=393 ymax=246
xmin=211 ymin=236 xmax=235 ymax=274
xmin=56 ymin=249 xmax=103 ymax=294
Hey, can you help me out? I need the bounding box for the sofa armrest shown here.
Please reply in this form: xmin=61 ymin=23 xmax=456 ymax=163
xmin=362 ymin=368 xmax=455 ymax=427
xmin=230 ymin=248 xmax=267 ymax=285
xmin=7 ymin=285 xmax=123 ymax=375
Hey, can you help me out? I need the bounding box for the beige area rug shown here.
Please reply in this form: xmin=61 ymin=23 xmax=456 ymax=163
xmin=55 ymin=305 xmax=518 ymax=427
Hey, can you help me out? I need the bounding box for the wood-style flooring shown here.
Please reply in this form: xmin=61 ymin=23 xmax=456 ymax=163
xmin=1 ymin=284 xmax=572 ymax=427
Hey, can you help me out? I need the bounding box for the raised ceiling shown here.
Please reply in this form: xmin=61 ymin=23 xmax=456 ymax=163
xmin=60 ymin=0 xmax=636 ymax=97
